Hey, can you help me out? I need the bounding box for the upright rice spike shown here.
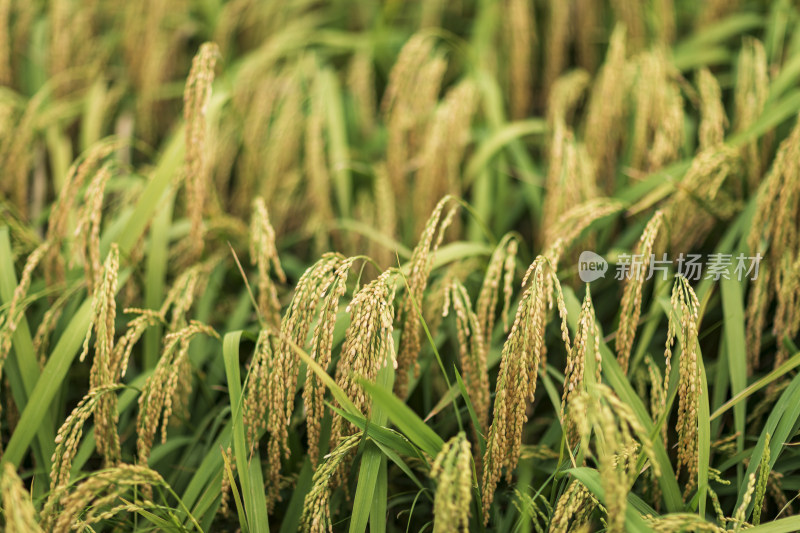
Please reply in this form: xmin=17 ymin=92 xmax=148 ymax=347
xmin=184 ymin=42 xmax=220 ymax=262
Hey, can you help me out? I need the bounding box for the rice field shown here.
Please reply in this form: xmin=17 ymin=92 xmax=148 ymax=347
xmin=3 ymin=0 xmax=800 ymax=531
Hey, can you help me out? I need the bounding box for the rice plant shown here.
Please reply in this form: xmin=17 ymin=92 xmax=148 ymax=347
xmin=4 ymin=1 xmax=800 ymax=532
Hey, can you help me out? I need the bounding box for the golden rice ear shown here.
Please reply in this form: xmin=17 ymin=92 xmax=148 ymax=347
xmin=561 ymin=285 xmax=601 ymax=448
xmin=568 ymin=384 xmax=662 ymax=532
xmin=42 ymin=385 xmax=124 ymax=526
xmin=616 ymin=211 xmax=665 ymax=374
xmin=550 ymin=480 xmax=599 ymax=532
xmin=136 ymin=321 xmax=217 ymax=466
xmin=394 ymin=196 xmax=458 ymax=398
xmin=664 ymin=276 xmax=701 ymax=499
xmin=304 ymin=259 xmax=353 ymax=467
xmin=328 ymin=268 xmax=396 ymax=487
xmin=503 ymin=0 xmax=536 ymax=120
xmin=734 ymin=38 xmax=769 ymax=191
xmin=747 ymin=117 xmax=800 ymax=370
xmin=629 ymin=50 xmax=684 ymax=173
xmin=184 ymin=42 xmax=220 ymax=263
xmin=1 ymin=463 xmax=42 ymax=533
xmin=697 ymin=68 xmax=727 ymax=151
xmin=250 ymin=197 xmax=286 ymax=328
xmin=261 ymin=253 xmax=348 ymax=510
xmin=300 ymin=433 xmax=362 ymax=533
xmin=414 ymin=80 xmax=479 ymax=236
xmin=431 ymin=432 xmax=473 ymax=533
xmin=584 ymin=25 xmax=631 ymax=192
xmin=443 ymin=280 xmax=489 ymax=441
xmin=481 ymin=255 xmax=569 ymax=519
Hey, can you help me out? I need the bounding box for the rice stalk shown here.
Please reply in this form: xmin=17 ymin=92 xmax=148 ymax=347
xmin=476 ymin=234 xmax=518 ymax=341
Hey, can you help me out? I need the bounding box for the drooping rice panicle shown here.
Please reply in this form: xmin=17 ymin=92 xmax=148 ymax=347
xmin=431 ymin=432 xmax=473 ymax=533
xmin=584 ymin=25 xmax=631 ymax=191
xmin=305 ymin=258 xmax=354 ymax=466
xmin=616 ymin=211 xmax=664 ymax=374
xmin=301 ymin=433 xmax=362 ymax=533
xmin=46 ymin=464 xmax=167 ymax=533
xmin=443 ymin=280 xmax=489 ymax=433
xmin=1 ymin=463 xmax=42 ymax=533
xmin=569 ymin=384 xmax=661 ymax=532
xmin=82 ymin=244 xmax=122 ymax=465
xmin=263 ymin=253 xmax=348 ymax=508
xmin=184 ymin=42 xmax=220 ymax=262
xmin=329 ymin=268 xmax=396 ymax=484
xmin=43 ymin=385 xmax=124 ymax=522
xmin=481 ymin=255 xmax=570 ymax=518
xmin=250 ymin=196 xmax=286 ymax=328
xmin=73 ymin=162 xmax=112 ymax=295
xmin=734 ymin=38 xmax=769 ymax=191
xmin=561 ymin=286 xmax=602 ymax=447
xmin=665 ymin=275 xmax=701 ymax=498
xmin=395 ymin=197 xmax=457 ymax=397
xmin=136 ymin=321 xmax=218 ymax=464
xmin=550 ymin=480 xmax=599 ymax=532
